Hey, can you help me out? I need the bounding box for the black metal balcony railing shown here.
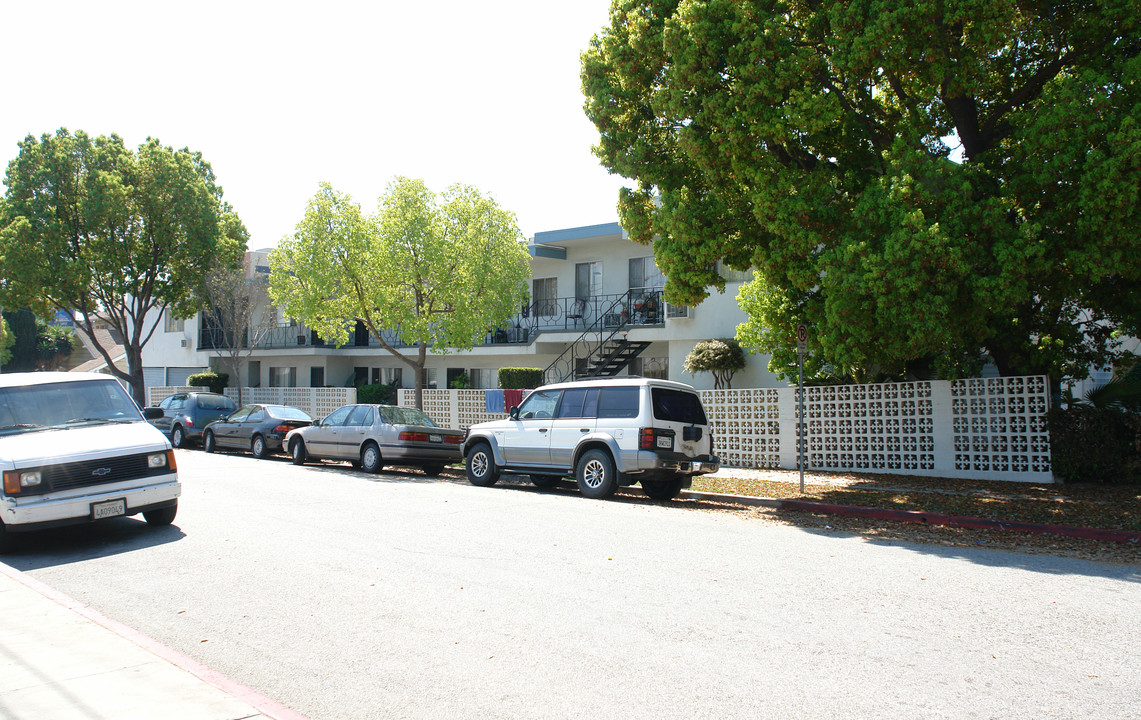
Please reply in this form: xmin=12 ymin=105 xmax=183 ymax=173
xmin=197 ymin=288 xmax=669 ymax=352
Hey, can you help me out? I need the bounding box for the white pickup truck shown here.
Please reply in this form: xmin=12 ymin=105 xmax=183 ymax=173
xmin=0 ymin=372 xmax=181 ymax=552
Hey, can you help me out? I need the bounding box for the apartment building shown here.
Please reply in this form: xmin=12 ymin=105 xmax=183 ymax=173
xmin=140 ymin=222 xmax=787 ymax=393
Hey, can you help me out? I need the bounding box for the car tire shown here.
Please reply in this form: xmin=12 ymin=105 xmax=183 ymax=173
xmin=171 ymin=425 xmax=186 ymax=449
xmin=642 ymin=476 xmax=685 ymax=501
xmin=576 ymin=449 xmax=617 ymax=499
xmin=360 ymin=442 xmax=383 ymax=473
xmin=203 ymin=430 xmax=216 ymax=454
xmin=290 ymin=439 xmax=308 ymax=465
xmin=143 ymin=503 xmax=178 ymax=526
xmin=423 ymin=464 xmax=445 ymax=477
xmin=251 ymin=435 xmax=268 ymax=459
xmin=465 ymin=442 xmax=500 ymax=486
xmin=530 ymin=474 xmax=559 ymax=489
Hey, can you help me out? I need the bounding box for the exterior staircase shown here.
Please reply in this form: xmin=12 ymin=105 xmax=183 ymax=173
xmin=543 ymin=292 xmax=654 ymax=384
xmin=580 ymin=335 xmax=651 ymax=378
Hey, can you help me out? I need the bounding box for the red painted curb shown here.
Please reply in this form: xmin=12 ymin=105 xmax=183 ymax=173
xmin=0 ymin=562 xmax=311 ymax=720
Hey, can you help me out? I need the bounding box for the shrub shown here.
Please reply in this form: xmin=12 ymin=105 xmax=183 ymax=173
xmin=499 ymin=367 xmax=542 ymax=389
xmin=187 ymin=371 xmax=228 ymax=394
xmin=358 ymin=381 xmax=398 ymax=405
xmin=1047 ymin=407 xmax=1141 ymax=484
xmin=684 ymin=338 xmax=746 ymax=389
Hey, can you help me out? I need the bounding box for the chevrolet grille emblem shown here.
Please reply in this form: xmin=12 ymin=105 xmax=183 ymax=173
xmin=91 ymin=467 xmax=112 ymax=477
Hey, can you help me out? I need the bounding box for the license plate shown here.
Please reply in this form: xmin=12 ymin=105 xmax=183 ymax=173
xmin=656 ymin=435 xmax=673 ymax=449
xmin=429 ymin=434 xmax=442 ymax=443
xmin=92 ymin=499 xmax=126 ymax=519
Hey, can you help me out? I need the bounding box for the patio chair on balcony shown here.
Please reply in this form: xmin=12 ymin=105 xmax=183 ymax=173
xmin=566 ymin=298 xmax=587 ymax=329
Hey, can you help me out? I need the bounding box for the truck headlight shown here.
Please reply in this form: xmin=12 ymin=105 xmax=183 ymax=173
xmin=3 ymin=470 xmax=41 ymax=495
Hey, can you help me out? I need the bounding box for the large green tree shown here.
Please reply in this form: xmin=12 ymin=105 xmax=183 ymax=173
xmin=0 ymin=129 xmax=247 ymax=402
xmin=583 ymin=1 xmax=1141 ymax=386
xmin=269 ymin=178 xmax=531 ymax=409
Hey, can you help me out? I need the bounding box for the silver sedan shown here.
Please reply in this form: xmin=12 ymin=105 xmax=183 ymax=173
xmin=285 ymin=404 xmax=463 ymax=475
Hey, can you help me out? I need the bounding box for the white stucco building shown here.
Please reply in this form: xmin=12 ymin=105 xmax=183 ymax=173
xmin=140 ymin=222 xmax=787 ymax=393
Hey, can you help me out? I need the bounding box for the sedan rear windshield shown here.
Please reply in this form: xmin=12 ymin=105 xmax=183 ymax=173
xmin=378 ymin=406 xmax=438 ymax=427
xmin=266 ymin=406 xmax=312 ymax=421
xmin=651 ymin=388 xmax=707 ymax=425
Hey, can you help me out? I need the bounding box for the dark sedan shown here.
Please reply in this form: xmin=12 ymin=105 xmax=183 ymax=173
xmin=202 ymin=404 xmax=313 ymax=458
xmin=284 ymin=404 xmax=463 ymax=475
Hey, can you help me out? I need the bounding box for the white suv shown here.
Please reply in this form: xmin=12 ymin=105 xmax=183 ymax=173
xmin=462 ymin=377 xmax=719 ymax=500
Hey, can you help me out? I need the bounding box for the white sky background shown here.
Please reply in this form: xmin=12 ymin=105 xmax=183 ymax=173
xmin=0 ymin=0 xmax=627 ymax=249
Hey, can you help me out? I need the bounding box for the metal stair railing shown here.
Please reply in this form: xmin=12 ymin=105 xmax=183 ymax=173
xmin=543 ymin=292 xmax=635 ymax=384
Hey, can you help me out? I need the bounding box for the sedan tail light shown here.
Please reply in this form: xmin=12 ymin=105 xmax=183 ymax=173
xmin=399 ymin=432 xmax=430 ymax=442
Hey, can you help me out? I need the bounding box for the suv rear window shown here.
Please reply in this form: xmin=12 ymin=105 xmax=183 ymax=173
xmin=597 ymin=387 xmax=639 ymax=419
xmin=652 ymin=388 xmax=707 ymax=424
xmin=197 ymin=394 xmax=235 ymax=411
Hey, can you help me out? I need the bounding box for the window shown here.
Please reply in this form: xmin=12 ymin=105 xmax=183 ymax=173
xmin=383 ymin=367 xmax=403 ymax=386
xmin=652 ymin=388 xmax=708 ymax=424
xmin=420 ymin=368 xmax=437 ymax=389
xmin=532 ymin=277 xmax=557 ymax=317
xmin=597 ymin=387 xmax=640 ymax=419
xmin=246 ymin=408 xmax=265 ymax=423
xmin=575 ymin=261 xmax=602 ymax=299
xmin=629 ymin=256 xmax=665 ymax=291
xmin=310 ymin=366 xmax=325 ymax=387
xmin=631 ymin=356 xmax=669 ymax=380
xmin=164 ymin=308 xmax=184 ymax=333
xmin=321 ymin=406 xmax=352 ymax=426
xmin=556 ymin=388 xmax=599 ymax=419
xmin=718 ymin=261 xmax=753 ymax=283
xmin=227 ymin=407 xmax=253 ymax=423
xmin=269 ymin=366 xmax=297 ymax=387
xmin=346 ymin=406 xmax=374 ymax=426
xmin=517 ymin=390 xmax=560 ymax=419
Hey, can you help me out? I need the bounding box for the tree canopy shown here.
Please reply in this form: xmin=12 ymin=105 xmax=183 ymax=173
xmin=582 ymin=1 xmax=1141 ymax=385
xmin=0 ymin=129 xmax=246 ymax=401
xmin=269 ymin=178 xmax=531 ymax=408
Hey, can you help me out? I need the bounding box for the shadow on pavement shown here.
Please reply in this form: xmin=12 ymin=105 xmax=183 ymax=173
xmin=3 ymin=517 xmax=186 ymax=571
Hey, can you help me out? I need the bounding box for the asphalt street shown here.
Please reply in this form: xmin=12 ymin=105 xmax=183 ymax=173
xmin=6 ymin=450 xmax=1140 ymax=719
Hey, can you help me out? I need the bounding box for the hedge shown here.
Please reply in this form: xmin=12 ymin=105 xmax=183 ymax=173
xmin=1047 ymin=407 xmax=1141 ymax=484
xmin=187 ymin=371 xmax=228 ymax=394
xmin=498 ymin=367 xmax=542 ymax=389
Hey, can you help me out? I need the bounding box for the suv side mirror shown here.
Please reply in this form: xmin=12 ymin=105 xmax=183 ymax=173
xmin=509 ymin=406 xmax=520 ymax=421
xmin=142 ymin=407 xmax=164 ymax=420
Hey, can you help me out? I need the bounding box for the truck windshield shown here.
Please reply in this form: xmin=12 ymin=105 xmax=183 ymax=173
xmin=0 ymin=379 xmax=143 ymax=436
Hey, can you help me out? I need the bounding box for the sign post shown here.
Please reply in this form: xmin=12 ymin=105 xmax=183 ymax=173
xmin=796 ymin=324 xmax=807 ymax=493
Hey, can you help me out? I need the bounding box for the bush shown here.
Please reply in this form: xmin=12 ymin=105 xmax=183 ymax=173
xmin=499 ymin=367 xmax=542 ymax=389
xmin=187 ymin=371 xmax=228 ymax=394
xmin=358 ymin=381 xmax=398 ymax=405
xmin=1047 ymin=407 xmax=1141 ymax=483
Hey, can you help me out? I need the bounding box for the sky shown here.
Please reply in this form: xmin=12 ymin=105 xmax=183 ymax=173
xmin=0 ymin=0 xmax=628 ymax=249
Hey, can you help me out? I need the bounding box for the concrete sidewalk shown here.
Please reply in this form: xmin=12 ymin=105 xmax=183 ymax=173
xmin=0 ymin=563 xmax=308 ymax=720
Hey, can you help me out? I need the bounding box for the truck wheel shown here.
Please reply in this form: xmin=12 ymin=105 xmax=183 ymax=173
xmin=465 ymin=442 xmax=500 ymax=486
xmin=642 ymin=476 xmax=685 ymax=501
xmin=144 ymin=503 xmax=178 ymax=526
xmin=576 ymin=449 xmax=617 ymax=499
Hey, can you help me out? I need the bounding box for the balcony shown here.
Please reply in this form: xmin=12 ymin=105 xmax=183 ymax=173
xmin=197 ymin=288 xmax=676 ymax=352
